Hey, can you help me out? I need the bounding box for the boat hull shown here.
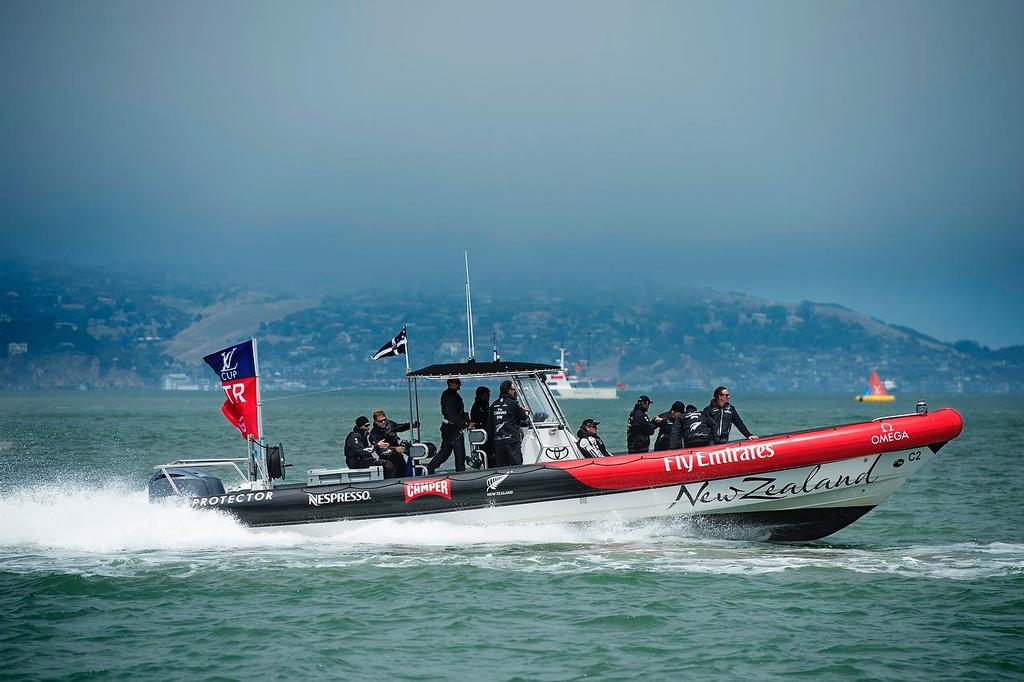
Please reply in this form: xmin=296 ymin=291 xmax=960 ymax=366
xmin=549 ymin=387 xmax=618 ymax=400
xmin=182 ymin=408 xmax=963 ymax=542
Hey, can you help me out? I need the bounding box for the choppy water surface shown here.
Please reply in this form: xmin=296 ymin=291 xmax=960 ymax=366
xmin=2 ymin=391 xmax=1022 ymax=680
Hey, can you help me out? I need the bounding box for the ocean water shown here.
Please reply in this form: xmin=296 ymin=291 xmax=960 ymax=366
xmin=1 ymin=390 xmax=1022 ymax=680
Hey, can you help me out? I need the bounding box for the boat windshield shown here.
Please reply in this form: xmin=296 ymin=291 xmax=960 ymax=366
xmin=514 ymin=375 xmax=559 ymax=425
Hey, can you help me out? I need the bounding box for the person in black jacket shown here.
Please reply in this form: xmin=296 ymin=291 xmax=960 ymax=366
xmin=702 ymin=387 xmax=758 ymax=444
xmin=626 ymin=395 xmax=663 ymax=453
xmin=427 ymin=378 xmax=471 ymax=474
xmin=670 ymin=404 xmax=712 ymax=449
xmin=369 ymin=409 xmax=418 ymax=478
xmin=469 ymin=386 xmax=494 ymax=468
xmin=577 ymin=419 xmax=611 ymax=458
xmin=653 ymin=401 xmax=686 ymax=451
xmin=344 ymin=416 xmax=397 ymax=478
xmin=490 ymin=380 xmax=531 ymax=466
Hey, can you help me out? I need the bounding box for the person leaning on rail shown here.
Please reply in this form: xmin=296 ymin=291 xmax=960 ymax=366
xmin=702 ymin=387 xmax=758 ymax=445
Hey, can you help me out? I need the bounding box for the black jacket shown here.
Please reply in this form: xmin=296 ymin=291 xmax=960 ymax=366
xmin=369 ymin=418 xmax=411 ymax=448
xmin=653 ymin=410 xmax=675 ymax=451
xmin=344 ymin=428 xmax=380 ymax=468
xmin=702 ymin=400 xmax=752 ymax=444
xmin=670 ymin=410 xmax=712 ymax=448
xmin=577 ymin=432 xmax=611 ymax=458
xmin=440 ymin=388 xmax=470 ymax=430
xmin=470 ymin=398 xmax=493 ymax=452
xmin=626 ymin=405 xmax=657 ymax=453
xmin=490 ymin=393 xmax=530 ymax=444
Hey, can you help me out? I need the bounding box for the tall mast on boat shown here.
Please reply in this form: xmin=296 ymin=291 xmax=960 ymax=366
xmin=586 ymin=330 xmax=591 ymax=379
xmin=464 ymin=251 xmax=476 ymax=361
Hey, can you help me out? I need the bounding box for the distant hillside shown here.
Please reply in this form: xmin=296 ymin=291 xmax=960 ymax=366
xmin=0 ymin=260 xmax=1020 ymax=392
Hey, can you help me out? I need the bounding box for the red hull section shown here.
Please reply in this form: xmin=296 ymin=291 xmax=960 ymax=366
xmin=550 ymin=408 xmax=963 ymax=491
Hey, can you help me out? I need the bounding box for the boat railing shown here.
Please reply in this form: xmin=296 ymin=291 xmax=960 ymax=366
xmin=152 ymin=458 xmax=253 ymax=495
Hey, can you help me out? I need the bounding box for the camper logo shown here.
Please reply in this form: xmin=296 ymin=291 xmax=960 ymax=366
xmin=404 ymin=478 xmax=452 ymax=503
xmin=871 ymin=422 xmax=909 ymax=446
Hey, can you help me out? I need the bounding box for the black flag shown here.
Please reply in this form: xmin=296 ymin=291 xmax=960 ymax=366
xmin=371 ymin=326 xmax=407 ymax=360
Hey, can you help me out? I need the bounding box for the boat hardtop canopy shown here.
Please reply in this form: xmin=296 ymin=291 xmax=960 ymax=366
xmin=407 ymin=360 xmax=560 ymax=380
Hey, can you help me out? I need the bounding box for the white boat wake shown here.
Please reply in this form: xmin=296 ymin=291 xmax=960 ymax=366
xmin=1 ymin=482 xmax=1020 ymax=582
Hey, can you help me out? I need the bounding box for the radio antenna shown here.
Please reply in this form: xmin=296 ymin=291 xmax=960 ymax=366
xmin=464 ymin=251 xmax=476 ymax=361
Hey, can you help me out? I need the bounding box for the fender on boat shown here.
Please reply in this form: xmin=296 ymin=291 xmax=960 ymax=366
xmin=547 ymin=407 xmax=964 ymax=491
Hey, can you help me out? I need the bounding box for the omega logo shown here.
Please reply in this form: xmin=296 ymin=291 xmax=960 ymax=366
xmin=871 ymin=422 xmax=909 ymax=446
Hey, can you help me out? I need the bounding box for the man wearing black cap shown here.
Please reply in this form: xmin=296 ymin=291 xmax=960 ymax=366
xmin=653 ymin=401 xmax=687 ymax=451
xmin=627 ymin=395 xmax=663 ymax=453
xmin=427 ymin=377 xmax=472 ymax=474
xmin=577 ymin=419 xmax=611 ymax=458
xmin=345 ymin=415 xmax=397 ymax=478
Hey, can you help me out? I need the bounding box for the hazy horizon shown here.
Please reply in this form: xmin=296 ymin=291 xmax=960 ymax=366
xmin=2 ymin=1 xmax=1022 ymax=347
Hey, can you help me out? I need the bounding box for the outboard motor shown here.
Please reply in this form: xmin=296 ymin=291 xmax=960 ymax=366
xmin=148 ymin=467 xmax=226 ymax=501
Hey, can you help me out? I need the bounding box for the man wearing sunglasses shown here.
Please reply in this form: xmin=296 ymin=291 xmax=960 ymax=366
xmin=702 ymin=387 xmax=758 ymax=445
xmin=370 ymin=409 xmax=419 ymax=478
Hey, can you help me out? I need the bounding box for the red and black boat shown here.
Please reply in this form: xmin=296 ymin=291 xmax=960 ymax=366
xmin=150 ymin=355 xmax=964 ymax=542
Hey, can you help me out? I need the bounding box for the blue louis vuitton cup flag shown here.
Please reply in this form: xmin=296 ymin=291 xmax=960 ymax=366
xmin=203 ymin=339 xmax=262 ymax=440
xmin=371 ymin=326 xmax=407 ymax=360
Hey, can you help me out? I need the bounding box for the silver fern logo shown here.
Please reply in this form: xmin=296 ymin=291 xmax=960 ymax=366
xmin=486 ymin=473 xmax=509 ymax=491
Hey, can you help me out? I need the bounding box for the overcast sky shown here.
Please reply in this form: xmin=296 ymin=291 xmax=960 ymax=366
xmin=2 ymin=1 xmax=1022 ymax=347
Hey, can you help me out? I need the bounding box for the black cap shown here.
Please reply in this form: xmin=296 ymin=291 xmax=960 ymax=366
xmin=581 ymin=418 xmax=600 ymax=429
xmin=637 ymin=395 xmax=652 ymax=404
xmin=355 ymin=415 xmax=370 ymax=428
xmin=671 ymin=400 xmax=686 ymax=413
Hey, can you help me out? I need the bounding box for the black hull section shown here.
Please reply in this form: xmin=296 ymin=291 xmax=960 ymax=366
xmin=688 ymin=506 xmax=876 ymax=542
xmin=182 ymin=459 xmax=877 ymax=541
xmin=186 ymin=465 xmax=596 ymax=527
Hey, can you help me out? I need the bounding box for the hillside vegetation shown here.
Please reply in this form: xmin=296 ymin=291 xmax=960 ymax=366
xmin=1 ymin=261 xmax=1019 ymax=393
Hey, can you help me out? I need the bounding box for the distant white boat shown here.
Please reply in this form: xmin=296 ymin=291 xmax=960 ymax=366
xmin=546 ymin=348 xmax=618 ymax=400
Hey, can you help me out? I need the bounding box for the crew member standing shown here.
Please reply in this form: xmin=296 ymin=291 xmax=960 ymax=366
xmin=427 ymin=378 xmax=471 ymax=474
xmin=490 ymin=380 xmax=531 ymax=466
xmin=626 ymin=395 xmax=662 ymax=453
xmin=470 ymin=386 xmax=494 ymax=468
xmin=702 ymin=387 xmax=758 ymax=444
xmin=670 ymin=404 xmax=712 ymax=449
xmin=653 ymin=401 xmax=686 ymax=451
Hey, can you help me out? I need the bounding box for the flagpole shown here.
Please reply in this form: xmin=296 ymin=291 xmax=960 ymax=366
xmin=404 ymin=324 xmax=415 ymax=444
xmin=251 ymin=336 xmax=265 ymax=482
xmin=403 ymin=324 xmax=411 ymax=374
xmin=252 ymin=336 xmax=263 ymax=441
